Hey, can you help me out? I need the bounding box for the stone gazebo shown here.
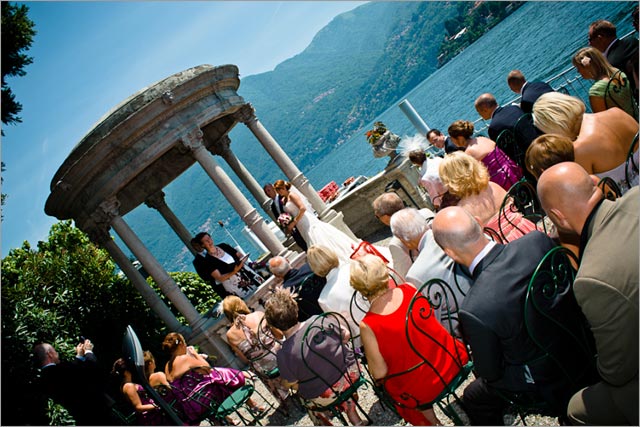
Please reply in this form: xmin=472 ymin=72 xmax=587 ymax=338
xmin=44 ymin=64 xmax=356 ymax=366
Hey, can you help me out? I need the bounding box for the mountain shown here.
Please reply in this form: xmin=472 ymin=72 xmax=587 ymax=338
xmin=122 ymin=1 xmax=475 ymax=271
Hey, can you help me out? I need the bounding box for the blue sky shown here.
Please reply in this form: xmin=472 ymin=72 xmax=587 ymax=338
xmin=1 ymin=1 xmax=364 ymax=257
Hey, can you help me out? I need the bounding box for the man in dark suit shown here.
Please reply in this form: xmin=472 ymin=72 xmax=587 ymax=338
xmin=426 ymin=128 xmax=463 ymax=155
xmin=538 ymin=162 xmax=638 ymax=425
xmin=432 ymin=207 xmax=585 ymax=425
xmin=474 ymin=93 xmax=539 ymax=166
xmin=507 ymin=70 xmax=555 ymax=114
xmin=268 ymin=256 xmax=325 ymax=321
xmin=588 ymin=19 xmax=638 ymax=100
xmin=263 ymin=183 xmax=307 ymax=251
xmin=34 ymin=340 xmax=113 ymax=426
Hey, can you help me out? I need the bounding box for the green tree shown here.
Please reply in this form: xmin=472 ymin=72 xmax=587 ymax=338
xmin=1 ymin=2 xmax=36 ymax=129
xmin=1 ymin=221 xmax=167 ymax=425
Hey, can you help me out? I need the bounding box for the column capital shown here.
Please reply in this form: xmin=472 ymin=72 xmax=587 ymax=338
xmin=79 ymin=219 xmax=112 ymax=246
xmin=207 ymin=135 xmax=232 ymax=158
xmin=90 ymin=196 xmax=121 ymax=227
xmin=234 ymin=104 xmax=257 ymax=125
xmin=145 ymin=191 xmax=167 ymax=210
xmin=179 ymin=127 xmax=205 ymax=152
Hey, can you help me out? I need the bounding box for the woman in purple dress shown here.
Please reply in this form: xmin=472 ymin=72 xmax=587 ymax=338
xmin=162 ymin=332 xmax=263 ymax=425
xmin=448 ymin=119 xmax=523 ymax=191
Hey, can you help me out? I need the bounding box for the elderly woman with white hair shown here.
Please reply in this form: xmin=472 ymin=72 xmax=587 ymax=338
xmin=532 ymin=92 xmax=638 ymax=191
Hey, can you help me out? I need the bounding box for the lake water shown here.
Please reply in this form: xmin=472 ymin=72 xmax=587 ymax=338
xmin=137 ymin=1 xmax=636 ymax=272
xmin=305 ymin=1 xmax=636 ymax=188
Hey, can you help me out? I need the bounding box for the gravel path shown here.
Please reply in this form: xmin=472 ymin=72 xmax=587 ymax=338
xmin=206 ymin=373 xmax=560 ymax=426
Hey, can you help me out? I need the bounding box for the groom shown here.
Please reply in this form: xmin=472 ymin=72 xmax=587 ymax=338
xmin=263 ymin=183 xmax=308 ymax=251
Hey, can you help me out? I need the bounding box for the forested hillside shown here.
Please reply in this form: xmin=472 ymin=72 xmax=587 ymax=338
xmin=124 ymin=1 xmax=513 ymax=272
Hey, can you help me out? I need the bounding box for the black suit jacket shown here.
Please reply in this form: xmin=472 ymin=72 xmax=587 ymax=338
xmin=520 ymin=81 xmax=554 ymax=114
xmin=283 ymin=263 xmax=326 ymax=321
xmin=460 ymin=232 xmax=596 ymax=413
xmin=193 ymin=243 xmax=239 ymax=299
xmin=38 ymin=354 xmax=112 ymax=425
xmin=489 ymin=104 xmax=540 ymax=163
xmin=460 ymin=233 xmax=559 ymax=388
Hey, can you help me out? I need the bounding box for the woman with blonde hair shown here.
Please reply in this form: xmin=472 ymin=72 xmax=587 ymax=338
xmin=351 ymin=254 xmax=468 ymax=426
xmin=222 ymin=295 xmax=289 ymax=404
xmin=533 ymin=92 xmax=638 ymax=192
xmin=307 ymin=244 xmax=370 ymax=323
xmin=439 ymin=151 xmax=536 ymax=241
xmin=572 ymin=46 xmax=638 ymax=119
xmin=447 ymin=119 xmax=523 ymax=191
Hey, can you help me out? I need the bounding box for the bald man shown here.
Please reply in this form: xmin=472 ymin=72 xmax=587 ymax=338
xmin=474 ymin=93 xmax=539 ymax=164
xmin=538 ymin=162 xmax=639 ymax=425
xmin=506 ymin=70 xmax=554 ymax=114
xmin=268 ymin=256 xmax=323 ymax=321
xmin=433 ymin=207 xmax=582 ymax=424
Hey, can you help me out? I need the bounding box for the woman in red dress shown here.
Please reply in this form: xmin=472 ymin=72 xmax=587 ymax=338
xmin=350 ymin=254 xmax=469 ymax=426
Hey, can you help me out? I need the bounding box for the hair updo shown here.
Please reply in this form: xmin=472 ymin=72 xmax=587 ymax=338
xmin=162 ymin=332 xmax=185 ymax=354
xmin=273 ymin=180 xmax=291 ymax=191
xmin=447 ymin=120 xmax=475 ymax=140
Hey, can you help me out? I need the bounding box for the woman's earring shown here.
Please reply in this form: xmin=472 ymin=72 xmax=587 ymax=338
xmin=175 ymin=339 xmax=179 ymax=345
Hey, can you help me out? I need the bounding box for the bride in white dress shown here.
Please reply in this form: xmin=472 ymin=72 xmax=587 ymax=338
xmin=273 ymin=180 xmax=358 ymax=262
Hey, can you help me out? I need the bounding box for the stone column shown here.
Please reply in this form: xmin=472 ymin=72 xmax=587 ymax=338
xmin=93 ymin=197 xmax=206 ymax=331
xmin=207 ymin=135 xmax=275 ymax=222
xmin=145 ymin=191 xmax=196 ymax=256
xmin=179 ymin=127 xmax=287 ymax=257
xmin=81 ymin=219 xmax=187 ymax=334
xmin=234 ymin=104 xmax=330 ymax=218
xmin=235 ymin=104 xmax=358 ymax=240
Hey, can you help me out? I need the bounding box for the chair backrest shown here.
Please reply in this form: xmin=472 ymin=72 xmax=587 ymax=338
xmin=497 ymin=178 xmax=547 ymax=240
xmin=245 ymin=316 xmax=281 ymax=379
xmin=597 ymin=176 xmax=622 ymax=200
xmin=122 ymin=325 xmax=184 ymax=426
xmin=495 ymin=128 xmax=523 ymax=168
xmin=484 ymin=226 xmax=504 ymax=243
xmin=626 ymin=132 xmax=639 ymax=189
xmin=524 ymin=247 xmax=599 ymax=391
xmin=298 ymin=312 xmax=363 ymax=395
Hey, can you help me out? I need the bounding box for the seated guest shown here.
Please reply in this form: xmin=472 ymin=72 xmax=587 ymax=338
xmin=111 ymin=353 xmax=175 ymax=425
xmin=524 ymin=133 xmax=575 ymax=180
xmin=474 ymin=92 xmax=540 ymax=159
xmin=371 ymin=192 xmax=435 ymax=278
xmin=507 ymin=69 xmax=555 ymax=114
xmin=533 ymin=92 xmax=638 ymax=192
xmin=390 ymin=207 xmax=471 ymax=334
xmin=415 ymin=156 xmax=449 ymax=210
xmin=425 ymin=128 xmax=447 ymax=155
xmin=448 ymin=119 xmax=523 ymax=191
xmin=572 ymin=46 xmax=638 ymax=119
xmin=34 ymin=339 xmax=113 ymax=426
xmin=439 ymin=151 xmax=537 ymax=242
xmin=538 ymin=162 xmax=638 ymax=425
xmin=432 ymin=207 xmax=591 ymax=425
xmin=264 ymin=289 xmax=367 ymax=426
xmin=268 ymin=255 xmax=325 ymax=321
xmin=222 ymin=296 xmax=289 ymax=403
xmin=350 ymin=254 xmax=468 ymax=426
xmin=194 ymin=231 xmax=262 ymax=299
xmin=162 ymin=332 xmax=261 ymax=424
xmin=588 ymin=19 xmax=638 ymax=100
xmin=307 ymin=245 xmax=369 ymax=323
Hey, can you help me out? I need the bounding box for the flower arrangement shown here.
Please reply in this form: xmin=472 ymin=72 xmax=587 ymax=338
xmin=365 ymin=121 xmax=388 ymax=145
xmin=277 ymin=212 xmax=293 ymax=228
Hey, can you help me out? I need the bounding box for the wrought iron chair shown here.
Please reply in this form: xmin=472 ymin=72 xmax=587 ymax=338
xmin=497 ymin=246 xmax=599 ymax=424
xmin=484 ymin=226 xmax=504 ymax=243
xmin=495 ymin=128 xmax=522 ymax=168
xmin=496 ymin=178 xmax=547 ymax=241
xmin=625 ymin=132 xmax=639 ymax=189
xmin=122 ymin=325 xmax=184 ymax=425
xmin=294 ymin=273 xmax=327 ymax=321
xmin=375 ymin=279 xmax=472 ymax=425
xmin=297 ymin=311 xmax=373 ymax=426
xmin=597 ymin=176 xmax=622 ymax=200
